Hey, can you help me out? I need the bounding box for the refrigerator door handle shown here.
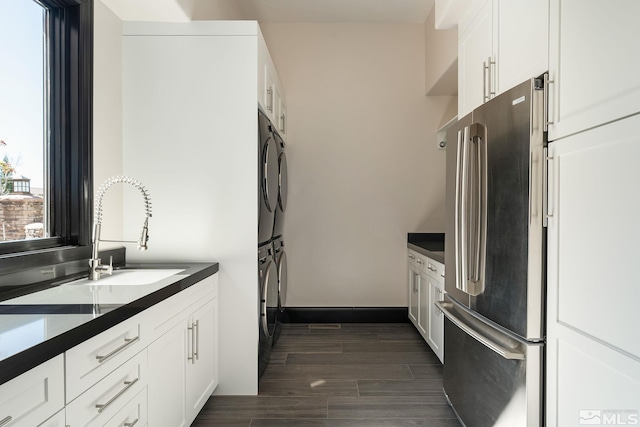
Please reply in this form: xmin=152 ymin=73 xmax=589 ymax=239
xmin=465 ymin=123 xmax=486 ymax=295
xmin=436 ymin=301 xmax=525 ymax=361
xmin=455 ymin=127 xmax=468 ymax=293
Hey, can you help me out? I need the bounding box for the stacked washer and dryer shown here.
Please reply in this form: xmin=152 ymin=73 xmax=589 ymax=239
xmin=258 ymin=110 xmax=288 ymax=378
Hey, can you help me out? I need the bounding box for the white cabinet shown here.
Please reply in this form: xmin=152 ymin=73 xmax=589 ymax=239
xmin=426 ymin=261 xmax=445 ymax=364
xmin=0 ymin=355 xmax=64 ymax=427
xmin=148 ymin=275 xmax=218 ymax=427
xmin=406 ymin=249 xmax=445 ymax=363
xmin=546 ymin=115 xmax=640 ymax=426
xmin=65 ymin=313 xmax=148 ymax=403
xmin=258 ymin=30 xmax=287 ymax=139
xmin=407 ymin=251 xmax=419 ymax=326
xmin=458 ymin=0 xmax=548 ymax=117
xmin=37 ymin=410 xmax=65 ymax=427
xmin=148 ymin=320 xmax=188 ymax=427
xmin=548 ymin=0 xmax=640 ymax=141
xmin=66 ymin=350 xmax=147 ymax=427
xmin=186 ymin=299 xmax=218 ymax=418
xmin=458 ymin=0 xmax=493 ymax=116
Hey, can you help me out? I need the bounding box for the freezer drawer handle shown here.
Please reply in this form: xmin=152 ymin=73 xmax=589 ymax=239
xmin=435 ymin=301 xmax=525 ymax=361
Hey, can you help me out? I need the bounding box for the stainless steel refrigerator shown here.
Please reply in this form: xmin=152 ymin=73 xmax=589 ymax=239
xmin=438 ymin=77 xmax=547 ymax=427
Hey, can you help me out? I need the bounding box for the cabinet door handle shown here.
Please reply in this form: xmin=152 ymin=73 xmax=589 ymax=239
xmin=95 ymin=377 xmax=139 ymax=413
xmin=188 ymin=322 xmax=196 ymax=364
xmin=194 ymin=320 xmax=199 ymax=361
xmin=96 ymin=336 xmax=140 ymax=364
xmin=124 ymin=418 xmax=140 ymax=427
xmin=267 ymin=87 xmax=273 ymax=112
xmin=487 ymin=56 xmax=496 ymax=98
xmin=0 ymin=416 xmax=12 ymax=427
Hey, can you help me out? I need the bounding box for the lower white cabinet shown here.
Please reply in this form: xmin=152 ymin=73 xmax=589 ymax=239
xmin=406 ymin=249 xmax=445 ymax=363
xmin=0 ymin=355 xmax=64 ymax=427
xmin=0 ymin=272 xmax=218 ymax=427
xmin=148 ymin=276 xmax=219 ymax=427
xmin=66 ymin=350 xmax=147 ymax=427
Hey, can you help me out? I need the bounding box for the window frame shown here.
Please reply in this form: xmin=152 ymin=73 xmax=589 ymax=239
xmin=0 ymin=0 xmax=93 ymax=270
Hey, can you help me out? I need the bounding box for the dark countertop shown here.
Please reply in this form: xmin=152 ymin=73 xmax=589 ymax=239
xmin=0 ymin=261 xmax=219 ymax=386
xmin=407 ymin=232 xmax=445 ymax=264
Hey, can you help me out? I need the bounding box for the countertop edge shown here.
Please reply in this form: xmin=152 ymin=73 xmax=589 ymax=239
xmin=0 ymin=262 xmax=219 ymax=386
xmin=407 ymin=243 xmax=445 ymax=264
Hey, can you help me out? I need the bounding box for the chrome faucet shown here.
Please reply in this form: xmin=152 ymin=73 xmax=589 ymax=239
xmin=89 ymin=176 xmax=152 ymax=281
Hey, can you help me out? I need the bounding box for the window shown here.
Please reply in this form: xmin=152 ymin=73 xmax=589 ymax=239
xmin=0 ymin=0 xmax=93 ymax=289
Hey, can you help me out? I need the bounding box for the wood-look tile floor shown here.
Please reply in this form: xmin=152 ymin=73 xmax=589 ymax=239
xmin=192 ymin=323 xmax=461 ymax=426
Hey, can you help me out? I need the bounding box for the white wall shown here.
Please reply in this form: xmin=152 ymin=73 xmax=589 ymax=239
xmin=93 ymin=0 xmax=124 ymax=245
xmin=424 ymin=6 xmax=458 ymax=96
xmin=260 ymin=23 xmax=453 ymax=307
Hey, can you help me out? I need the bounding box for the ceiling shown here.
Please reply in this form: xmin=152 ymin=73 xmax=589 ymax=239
xmin=102 ymin=0 xmax=435 ymax=24
xmin=231 ymin=0 xmax=434 ymax=23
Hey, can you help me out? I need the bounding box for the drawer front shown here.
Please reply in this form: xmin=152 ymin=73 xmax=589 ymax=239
xmin=66 ymin=349 xmax=146 ymax=427
xmin=147 ymin=275 xmax=217 ymax=341
xmin=407 ymin=249 xmax=418 ymax=267
xmin=0 ymin=355 xmax=64 ymax=427
xmin=66 ymin=314 xmax=147 ymax=402
xmin=102 ymin=387 xmax=147 ymax=427
xmin=426 ymin=257 xmax=445 ymax=281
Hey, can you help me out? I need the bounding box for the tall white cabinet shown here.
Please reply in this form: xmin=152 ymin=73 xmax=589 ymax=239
xmin=545 ymin=2 xmax=640 ymax=425
xmin=546 ymin=114 xmax=640 ymax=427
xmin=122 ymin=21 xmax=285 ymax=395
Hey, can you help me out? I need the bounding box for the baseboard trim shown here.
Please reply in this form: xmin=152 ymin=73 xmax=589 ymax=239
xmin=281 ymin=307 xmax=409 ymax=323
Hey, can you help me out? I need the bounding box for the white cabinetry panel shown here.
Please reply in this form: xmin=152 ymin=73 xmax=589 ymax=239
xmin=0 ymin=355 xmax=64 ymax=427
xmin=548 ymin=0 xmax=640 ymax=140
xmin=546 ymin=114 xmax=640 ymax=426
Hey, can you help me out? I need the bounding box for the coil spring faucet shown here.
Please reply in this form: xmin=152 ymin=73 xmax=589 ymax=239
xmin=89 ymin=176 xmax=152 ymax=281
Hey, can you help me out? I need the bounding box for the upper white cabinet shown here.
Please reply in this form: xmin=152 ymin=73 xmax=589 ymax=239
xmin=458 ymin=0 xmax=548 ymax=116
xmin=548 ymin=0 xmax=640 ymax=141
xmin=546 ymin=114 xmax=640 ymax=426
xmin=258 ymin=33 xmax=287 ymax=139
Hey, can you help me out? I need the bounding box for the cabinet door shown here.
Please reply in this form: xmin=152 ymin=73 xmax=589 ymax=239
xmin=417 ymin=271 xmax=429 ymax=337
xmin=495 ymin=0 xmax=548 ymax=95
xmin=186 ymin=298 xmax=218 ymax=424
xmin=0 ymin=355 xmax=64 ymax=427
xmin=548 ymin=0 xmax=640 ymax=141
xmin=546 ymin=115 xmax=640 ymax=426
xmin=427 ymin=278 xmax=444 ymax=364
xmin=148 ymin=322 xmax=188 ymax=427
xmin=458 ymin=0 xmax=493 ymax=117
xmin=408 ymin=264 xmax=419 ymax=326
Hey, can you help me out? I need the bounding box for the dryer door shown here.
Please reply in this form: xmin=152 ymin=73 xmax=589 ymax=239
xmin=278 ymin=151 xmax=288 ymax=212
xmin=261 ymin=136 xmax=279 ymax=213
xmin=276 ymin=249 xmax=288 ymax=311
xmin=260 ymin=259 xmax=279 ymax=338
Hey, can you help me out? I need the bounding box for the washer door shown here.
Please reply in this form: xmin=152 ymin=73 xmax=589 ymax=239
xmin=278 ymin=151 xmax=288 ymax=212
xmin=261 ymin=136 xmax=279 ymax=213
xmin=277 ymin=249 xmax=288 ymax=311
xmin=260 ymin=259 xmax=279 ymax=338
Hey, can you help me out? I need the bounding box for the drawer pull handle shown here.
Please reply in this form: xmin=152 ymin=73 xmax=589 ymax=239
xmin=428 ymin=265 xmax=437 ymax=272
xmin=96 ymin=336 xmax=140 ymax=364
xmin=95 ymin=377 xmax=139 ymax=413
xmin=0 ymin=416 xmax=12 ymax=427
xmin=124 ymin=418 xmax=139 ymax=427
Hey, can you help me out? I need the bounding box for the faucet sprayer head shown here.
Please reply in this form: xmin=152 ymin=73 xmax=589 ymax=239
xmin=138 ymin=217 xmax=149 ymax=251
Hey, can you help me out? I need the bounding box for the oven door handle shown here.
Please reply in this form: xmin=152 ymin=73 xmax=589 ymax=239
xmin=436 ymin=301 xmax=525 ymax=360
